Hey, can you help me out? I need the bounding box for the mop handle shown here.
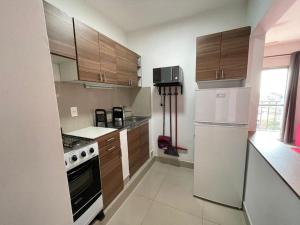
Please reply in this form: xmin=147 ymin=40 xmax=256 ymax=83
xmin=169 ymin=86 xmax=172 ymax=143
xmin=163 ymin=87 xmax=166 ymax=136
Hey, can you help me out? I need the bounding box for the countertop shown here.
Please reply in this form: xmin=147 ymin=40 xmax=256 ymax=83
xmin=66 ymin=127 xmax=117 ymax=139
xmin=106 ymin=116 xmax=150 ymax=130
xmin=248 ymin=131 xmax=300 ymax=198
xmin=66 ymin=116 xmax=150 ymax=139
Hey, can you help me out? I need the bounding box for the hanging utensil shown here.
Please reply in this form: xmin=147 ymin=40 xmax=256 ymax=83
xmin=158 ymin=87 xmax=171 ymax=149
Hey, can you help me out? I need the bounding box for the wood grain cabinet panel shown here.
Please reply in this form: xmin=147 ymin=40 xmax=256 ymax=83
xmin=220 ymin=26 xmax=251 ymax=80
xmin=196 ymin=33 xmax=221 ymax=81
xmin=116 ymin=44 xmax=139 ymax=86
xmin=73 ymin=19 xmax=101 ymax=82
xmin=99 ymin=147 xmax=123 ymax=208
xmin=128 ymin=122 xmax=149 ymax=177
xmin=43 ymin=1 xmax=76 ymax=59
xmin=97 ymin=131 xmax=123 ymax=208
xmin=196 ymin=26 xmax=250 ymax=81
xmin=99 ymin=34 xmax=118 ymax=84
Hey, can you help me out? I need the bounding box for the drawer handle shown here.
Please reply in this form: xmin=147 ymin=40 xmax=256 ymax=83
xmin=106 ymin=137 xmax=115 ymax=142
xmin=107 ymin=146 xmax=116 ymax=152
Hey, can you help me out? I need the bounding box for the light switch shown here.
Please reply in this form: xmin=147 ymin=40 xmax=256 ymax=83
xmin=70 ymin=107 xmax=78 ymax=117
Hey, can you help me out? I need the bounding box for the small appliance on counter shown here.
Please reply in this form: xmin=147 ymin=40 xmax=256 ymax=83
xmin=112 ymin=107 xmax=125 ymax=127
xmin=95 ymin=109 xmax=108 ymax=127
xmin=62 ymin=134 xmax=104 ymax=225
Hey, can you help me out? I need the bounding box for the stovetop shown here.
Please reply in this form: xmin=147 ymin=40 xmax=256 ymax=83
xmin=62 ymin=134 xmax=94 ymax=153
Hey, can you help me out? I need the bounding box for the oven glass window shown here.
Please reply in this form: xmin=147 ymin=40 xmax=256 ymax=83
xmin=67 ymin=156 xmax=101 ymax=221
xmin=70 ymin=169 xmax=93 ymax=198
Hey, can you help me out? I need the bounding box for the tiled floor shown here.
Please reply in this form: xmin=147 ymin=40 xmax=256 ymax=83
xmin=94 ymin=161 xmax=247 ymax=225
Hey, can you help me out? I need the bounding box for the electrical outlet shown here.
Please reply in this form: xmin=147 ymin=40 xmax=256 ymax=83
xmin=70 ymin=107 xmax=78 ymax=117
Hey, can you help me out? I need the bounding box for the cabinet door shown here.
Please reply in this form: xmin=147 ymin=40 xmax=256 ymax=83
xmin=73 ymin=19 xmax=101 ymax=82
xmin=99 ymin=147 xmax=124 ymax=208
xmin=127 ymin=127 xmax=141 ymax=176
xmin=139 ymin=123 xmax=149 ymax=164
xmin=127 ymin=123 xmax=149 ymax=177
xmin=116 ymin=44 xmax=139 ymax=86
xmin=43 ymin=1 xmax=76 ymax=59
xmin=220 ymin=26 xmax=250 ymax=80
xmin=196 ymin=33 xmax=221 ymax=81
xmin=99 ymin=33 xmax=118 ymax=84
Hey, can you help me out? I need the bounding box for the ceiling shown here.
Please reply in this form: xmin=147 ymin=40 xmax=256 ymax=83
xmin=86 ymin=0 xmax=246 ymax=31
xmin=266 ymin=0 xmax=300 ymax=45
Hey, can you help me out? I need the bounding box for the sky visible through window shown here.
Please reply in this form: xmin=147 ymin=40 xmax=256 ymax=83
xmin=257 ymin=68 xmax=288 ymax=134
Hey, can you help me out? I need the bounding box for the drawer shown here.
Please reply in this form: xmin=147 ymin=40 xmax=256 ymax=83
xmin=97 ymin=131 xmax=120 ymax=147
xmin=99 ymin=140 xmax=121 ymax=158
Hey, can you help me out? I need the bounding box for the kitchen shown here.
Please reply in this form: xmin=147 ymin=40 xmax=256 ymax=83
xmin=1 ymin=1 xmax=300 ymax=225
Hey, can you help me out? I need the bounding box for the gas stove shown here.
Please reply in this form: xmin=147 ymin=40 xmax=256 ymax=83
xmin=62 ymin=134 xmax=103 ymax=225
xmin=62 ymin=134 xmax=94 ymax=151
xmin=62 ymin=134 xmax=99 ymax=171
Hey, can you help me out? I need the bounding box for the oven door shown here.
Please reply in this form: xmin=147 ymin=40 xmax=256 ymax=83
xmin=67 ymin=156 xmax=101 ymax=221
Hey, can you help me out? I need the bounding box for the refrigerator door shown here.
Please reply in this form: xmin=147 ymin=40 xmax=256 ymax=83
xmin=195 ymin=87 xmax=250 ymax=124
xmin=193 ymin=123 xmax=248 ymax=208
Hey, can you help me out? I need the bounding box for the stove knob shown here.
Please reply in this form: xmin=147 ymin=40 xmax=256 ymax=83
xmin=81 ymin=151 xmax=86 ymax=157
xmin=89 ymin=148 xmax=95 ymax=154
xmin=72 ymin=155 xmax=78 ymax=162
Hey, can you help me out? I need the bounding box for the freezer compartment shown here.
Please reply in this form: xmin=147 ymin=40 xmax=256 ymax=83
xmin=195 ymin=87 xmax=250 ymax=124
xmin=193 ymin=123 xmax=248 ymax=208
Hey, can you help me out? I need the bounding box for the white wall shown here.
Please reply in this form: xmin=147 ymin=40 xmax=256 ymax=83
xmin=127 ymin=3 xmax=248 ymax=163
xmin=0 ymin=1 xmax=73 ymax=225
xmin=264 ymin=40 xmax=300 ymax=140
xmin=45 ymin=0 xmax=127 ymax=45
xmin=263 ymin=40 xmax=300 ymax=68
xmin=246 ymin=0 xmax=278 ymax=29
xmin=244 ymin=144 xmax=300 ymax=225
xmin=246 ymin=0 xmax=297 ymax=131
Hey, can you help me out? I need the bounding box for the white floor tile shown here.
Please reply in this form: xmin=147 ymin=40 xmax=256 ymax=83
xmin=202 ymin=200 xmax=246 ymax=225
xmin=107 ymin=195 xmax=152 ymax=225
xmin=141 ymin=201 xmax=202 ymax=225
xmin=166 ymin=165 xmax=194 ymax=177
xmin=106 ymin=162 xmax=247 ymax=225
xmin=155 ymin=173 xmax=203 ymax=218
xmin=150 ymin=161 xmax=173 ymax=173
xmin=203 ymin=219 xmax=219 ymax=225
xmin=133 ymin=169 xmax=166 ymax=199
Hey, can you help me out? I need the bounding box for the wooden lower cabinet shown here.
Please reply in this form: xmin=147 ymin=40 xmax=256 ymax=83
xmin=128 ymin=122 xmax=150 ymax=177
xmin=97 ymin=131 xmax=123 ymax=208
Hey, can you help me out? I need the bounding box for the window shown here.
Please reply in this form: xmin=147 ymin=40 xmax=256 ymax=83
xmin=257 ymin=68 xmax=288 ymax=135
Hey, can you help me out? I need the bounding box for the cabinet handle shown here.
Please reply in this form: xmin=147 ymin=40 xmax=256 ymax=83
xmin=215 ymin=70 xmax=218 ymax=80
xmin=221 ymin=70 xmax=224 ymax=79
xmin=106 ymin=137 xmax=115 ymax=142
xmin=107 ymin=146 xmax=116 ymax=152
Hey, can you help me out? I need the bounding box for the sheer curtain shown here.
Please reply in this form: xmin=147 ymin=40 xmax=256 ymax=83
xmin=281 ymin=52 xmax=300 ymax=143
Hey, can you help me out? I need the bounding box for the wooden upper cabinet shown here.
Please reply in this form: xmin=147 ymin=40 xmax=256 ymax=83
xmin=196 ymin=33 xmax=221 ymax=81
xmin=99 ymin=34 xmax=118 ymax=84
xmin=196 ymin=26 xmax=250 ymax=81
xmin=116 ymin=44 xmax=139 ymax=86
xmin=43 ymin=1 xmax=76 ymax=59
xmin=44 ymin=2 xmax=140 ymax=86
xmin=73 ymin=19 xmax=101 ymax=82
xmin=220 ymin=26 xmax=251 ymax=80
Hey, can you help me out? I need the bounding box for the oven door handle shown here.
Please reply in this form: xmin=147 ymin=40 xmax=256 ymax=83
xmin=68 ymin=161 xmax=91 ymax=177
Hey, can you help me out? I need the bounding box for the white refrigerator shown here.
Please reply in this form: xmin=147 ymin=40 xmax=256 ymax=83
xmin=193 ymin=87 xmax=250 ymax=209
